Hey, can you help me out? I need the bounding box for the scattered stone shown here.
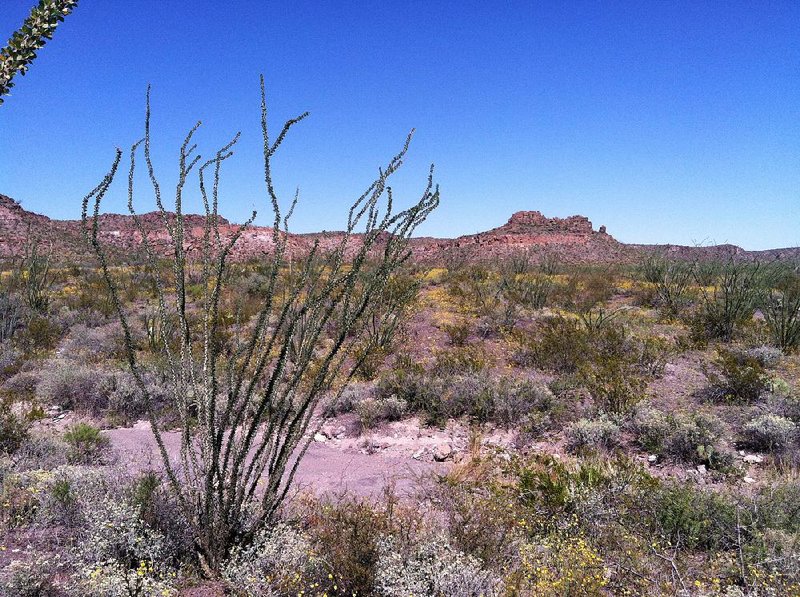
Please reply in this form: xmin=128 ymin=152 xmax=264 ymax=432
xmin=412 ymin=448 xmax=426 ymax=461
xmin=648 ymin=454 xmax=658 ymax=464
xmin=743 ymin=477 xmax=756 ymax=484
xmin=313 ymin=433 xmax=327 ymax=443
xmin=696 ymin=464 xmax=707 ymax=475
xmin=743 ymin=454 xmax=764 ymax=464
xmin=433 ymin=443 xmax=453 ymax=462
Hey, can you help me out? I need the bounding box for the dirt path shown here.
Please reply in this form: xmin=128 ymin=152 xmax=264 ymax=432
xmin=105 ymin=423 xmax=445 ymax=498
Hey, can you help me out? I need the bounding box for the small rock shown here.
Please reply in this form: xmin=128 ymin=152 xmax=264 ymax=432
xmin=743 ymin=454 xmax=764 ymax=464
xmin=433 ymin=443 xmax=453 ymax=462
xmin=743 ymin=477 xmax=756 ymax=484
xmin=696 ymin=464 xmax=707 ymax=475
xmin=738 ymin=450 xmax=746 ymax=456
xmin=313 ymin=433 xmax=327 ymax=443
xmin=412 ymin=448 xmax=426 ymax=461
xmin=648 ymin=454 xmax=658 ymax=464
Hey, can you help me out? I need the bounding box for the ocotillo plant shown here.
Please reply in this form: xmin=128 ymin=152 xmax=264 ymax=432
xmin=82 ymin=77 xmax=439 ymax=573
xmin=0 ymin=0 xmax=79 ymax=105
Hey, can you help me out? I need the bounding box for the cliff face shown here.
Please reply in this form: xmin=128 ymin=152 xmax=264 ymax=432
xmin=0 ymin=194 xmax=794 ymax=264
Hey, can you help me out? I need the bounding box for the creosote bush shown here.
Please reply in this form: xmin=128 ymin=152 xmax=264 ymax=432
xmin=705 ymin=347 xmax=771 ymax=403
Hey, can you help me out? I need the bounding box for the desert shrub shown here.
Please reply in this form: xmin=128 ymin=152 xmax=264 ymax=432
xmin=36 ymin=360 xmax=110 ymax=414
xmin=665 ymin=412 xmax=732 ymax=470
xmin=705 ymin=348 xmax=770 ymax=403
xmin=743 ymin=345 xmax=783 ymax=368
xmin=758 ymin=480 xmax=800 ymax=534
xmin=650 ymin=483 xmax=738 ymax=551
xmin=0 ymin=558 xmax=59 ymax=597
xmin=442 ymin=320 xmax=471 ymax=346
xmin=62 ymin=423 xmax=110 ymax=465
xmin=377 ymin=360 xmax=448 ymax=425
xmin=16 ymin=315 xmax=61 ymax=353
xmin=0 ymin=400 xmax=29 ymax=454
xmin=72 ymin=495 xmax=178 ymax=596
xmin=2 ymin=369 xmax=39 ymax=399
xmin=427 ymin=457 xmax=520 ymax=566
xmin=353 ymin=345 xmax=389 ymax=381
xmin=742 ymin=414 xmax=796 ymax=452
xmin=375 ymin=535 xmax=502 ymax=597
xmin=493 ymin=379 xmax=559 ymax=429
xmin=502 ymin=273 xmax=553 ymax=311
xmin=630 ymin=405 xmax=671 ymax=453
xmin=11 ymin=433 xmax=69 ymax=471
xmin=632 ymin=407 xmax=733 ymax=468
xmin=515 ymin=454 xmax=648 ymax=532
xmin=105 ymin=370 xmax=162 ymax=423
xmin=512 ymin=316 xmax=588 ymax=373
xmin=0 ymin=341 xmax=22 ymax=377
xmin=565 ymin=415 xmax=620 ymax=454
xmin=637 ymin=253 xmax=695 ymax=316
xmin=223 ymin=522 xmax=320 ymax=596
xmin=692 ymin=258 xmax=768 ymax=342
xmin=636 ymin=335 xmax=671 ymax=377
xmin=508 ymin=535 xmax=609 ymax=597
xmin=432 ymin=344 xmax=490 ymax=375
xmin=571 ymin=268 xmax=616 ymax=314
xmin=0 ymin=290 xmax=24 ymax=343
xmin=762 ymin=266 xmax=800 ymax=352
xmin=324 ymin=384 xmax=373 ymax=417
xmin=58 ymin=323 xmax=125 ymax=363
xmin=446 ymin=265 xmax=498 ymax=316
xmin=579 ymin=355 xmax=647 ymax=414
xmin=578 ymin=306 xmax=623 ymax=335
xmin=548 ymin=374 xmax=584 ymax=399
xmin=355 ymin=395 xmax=408 ymax=430
xmin=766 ymin=385 xmax=800 ymax=424
xmin=0 ymin=472 xmax=41 ymax=528
xmin=302 ymin=495 xmax=422 ymax=596
xmin=387 ymin=372 xmax=563 ymax=429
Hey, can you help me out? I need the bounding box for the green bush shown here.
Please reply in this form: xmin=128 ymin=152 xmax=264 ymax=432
xmin=0 ymin=400 xmax=29 ymax=454
xmin=432 ymin=345 xmax=491 ymax=376
xmin=17 ymin=315 xmax=61 ymax=353
xmin=442 ymin=320 xmax=471 ymax=346
xmin=651 ymin=483 xmax=738 ymax=550
xmin=762 ymin=267 xmax=800 ymax=353
xmin=665 ymin=412 xmax=732 ymax=470
xmin=637 ymin=254 xmax=695 ymax=316
xmin=565 ymin=415 xmax=620 ymax=454
xmin=705 ymin=348 xmax=770 ymax=403
xmin=580 ymin=356 xmax=647 ymax=414
xmin=62 ymin=423 xmax=110 ymax=464
xmin=692 ymin=258 xmax=768 ymax=342
xmin=512 ymin=316 xmax=588 ymax=373
xmin=630 ymin=405 xmax=671 ymax=453
xmin=742 ymin=414 xmax=796 ymax=453
xmin=36 ymin=360 xmax=110 ymax=415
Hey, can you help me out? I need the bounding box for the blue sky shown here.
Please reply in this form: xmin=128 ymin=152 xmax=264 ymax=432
xmin=0 ymin=1 xmax=798 ymax=249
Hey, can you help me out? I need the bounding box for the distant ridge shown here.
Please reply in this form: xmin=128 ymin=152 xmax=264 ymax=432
xmin=0 ymin=193 xmax=797 ymax=264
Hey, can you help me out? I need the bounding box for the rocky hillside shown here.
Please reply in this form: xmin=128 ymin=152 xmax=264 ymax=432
xmin=0 ymin=193 xmax=796 ymax=264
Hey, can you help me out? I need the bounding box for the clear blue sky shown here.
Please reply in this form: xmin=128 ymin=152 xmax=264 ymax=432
xmin=1 ymin=1 xmax=798 ymax=249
